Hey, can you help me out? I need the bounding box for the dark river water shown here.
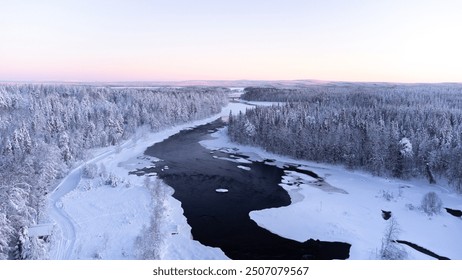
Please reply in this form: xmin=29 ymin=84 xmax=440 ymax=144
xmin=134 ymin=119 xmax=351 ymax=259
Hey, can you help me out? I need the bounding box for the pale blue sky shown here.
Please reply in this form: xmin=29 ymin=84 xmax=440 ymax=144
xmin=1 ymin=0 xmax=461 ymax=82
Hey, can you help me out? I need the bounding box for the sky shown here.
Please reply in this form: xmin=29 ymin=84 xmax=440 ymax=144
xmin=1 ymin=0 xmax=461 ymax=83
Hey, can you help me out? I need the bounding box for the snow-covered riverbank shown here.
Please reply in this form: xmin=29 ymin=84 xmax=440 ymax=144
xmin=201 ymin=127 xmax=462 ymax=260
xmin=48 ymin=101 xmax=253 ymax=260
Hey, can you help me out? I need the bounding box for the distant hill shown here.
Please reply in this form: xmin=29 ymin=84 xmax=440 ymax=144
xmin=2 ymin=79 xmax=462 ymax=88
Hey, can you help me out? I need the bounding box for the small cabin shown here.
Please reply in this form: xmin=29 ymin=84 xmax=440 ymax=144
xmin=28 ymin=223 xmax=54 ymax=240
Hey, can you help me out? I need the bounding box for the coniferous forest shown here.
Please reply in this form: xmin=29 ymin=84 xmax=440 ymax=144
xmin=0 ymin=84 xmax=228 ymax=259
xmin=229 ymin=85 xmax=462 ymax=191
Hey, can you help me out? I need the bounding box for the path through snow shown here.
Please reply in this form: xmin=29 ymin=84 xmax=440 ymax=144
xmin=48 ymin=140 xmax=137 ymax=259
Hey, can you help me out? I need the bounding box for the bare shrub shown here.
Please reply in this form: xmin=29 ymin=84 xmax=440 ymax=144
xmin=421 ymin=191 xmax=442 ymax=216
xmin=379 ymin=218 xmax=407 ymax=260
xmin=380 ymin=190 xmax=394 ymax=201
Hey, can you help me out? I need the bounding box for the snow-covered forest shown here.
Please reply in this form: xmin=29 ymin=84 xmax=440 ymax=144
xmin=229 ymin=85 xmax=462 ymax=191
xmin=0 ymin=84 xmax=228 ymax=259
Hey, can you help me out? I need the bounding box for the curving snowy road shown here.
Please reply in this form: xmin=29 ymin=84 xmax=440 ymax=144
xmin=48 ymin=168 xmax=80 ymax=259
xmin=48 ymin=145 xmax=133 ymax=259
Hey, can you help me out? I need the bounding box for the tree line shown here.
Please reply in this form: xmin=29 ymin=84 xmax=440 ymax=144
xmin=0 ymin=84 xmax=228 ymax=259
xmin=229 ymin=85 xmax=462 ymax=191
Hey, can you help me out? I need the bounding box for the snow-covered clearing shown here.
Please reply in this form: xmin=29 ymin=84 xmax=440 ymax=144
xmin=48 ymin=101 xmax=253 ymax=260
xmin=201 ymin=127 xmax=462 ymax=260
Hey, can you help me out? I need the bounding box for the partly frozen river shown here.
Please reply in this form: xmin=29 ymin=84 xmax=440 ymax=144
xmin=134 ymin=119 xmax=351 ymax=259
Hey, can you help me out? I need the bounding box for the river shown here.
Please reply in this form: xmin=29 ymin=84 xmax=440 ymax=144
xmin=133 ymin=119 xmax=351 ymax=259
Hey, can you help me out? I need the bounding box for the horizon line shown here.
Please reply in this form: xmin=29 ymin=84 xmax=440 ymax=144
xmin=1 ymin=79 xmax=462 ymax=86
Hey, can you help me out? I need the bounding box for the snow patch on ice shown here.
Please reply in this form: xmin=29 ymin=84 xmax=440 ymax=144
xmin=212 ymin=155 xmax=252 ymax=164
xmin=215 ymin=189 xmax=229 ymax=193
xmin=237 ymin=165 xmax=251 ymax=171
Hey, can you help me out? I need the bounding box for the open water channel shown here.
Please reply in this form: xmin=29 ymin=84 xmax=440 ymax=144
xmin=133 ymin=119 xmax=351 ymax=259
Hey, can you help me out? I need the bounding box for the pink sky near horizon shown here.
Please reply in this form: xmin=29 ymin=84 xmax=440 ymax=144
xmin=1 ymin=0 xmax=461 ymax=83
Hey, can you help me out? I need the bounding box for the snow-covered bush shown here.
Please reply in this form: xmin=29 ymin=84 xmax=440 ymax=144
xmin=421 ymin=191 xmax=442 ymax=216
xmin=99 ymin=163 xmax=108 ymax=180
xmin=82 ymin=163 xmax=98 ymax=179
xmin=105 ymin=173 xmax=122 ymax=188
xmin=124 ymin=181 xmax=133 ymax=188
xmin=405 ymin=203 xmax=415 ymax=211
xmin=80 ymin=180 xmax=93 ymax=191
xmin=399 ymin=137 xmax=413 ymax=158
xmin=28 ymin=237 xmax=48 ymax=260
xmin=92 ymin=252 xmax=103 ymax=260
xmin=379 ymin=218 xmax=407 ymax=260
xmin=380 ymin=190 xmax=394 ymax=201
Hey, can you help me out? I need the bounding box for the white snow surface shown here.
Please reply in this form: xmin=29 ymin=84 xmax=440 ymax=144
xmin=48 ymin=98 xmax=462 ymax=260
xmin=47 ymin=102 xmax=253 ymax=260
xmin=237 ymin=165 xmax=251 ymax=171
xmin=201 ymin=126 xmax=462 ymax=260
xmin=215 ymin=189 xmax=229 ymax=193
